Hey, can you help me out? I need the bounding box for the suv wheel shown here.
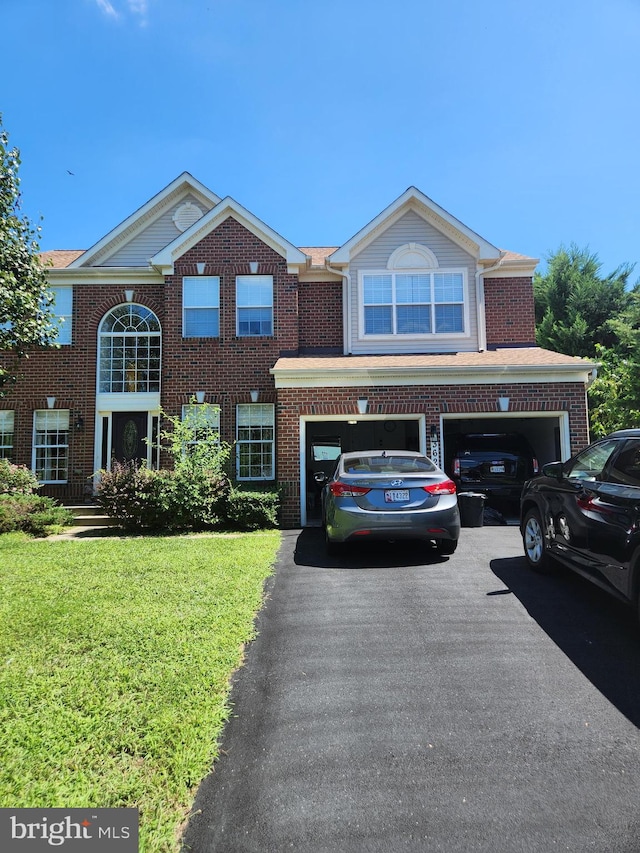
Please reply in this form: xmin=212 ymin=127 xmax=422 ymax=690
xmin=522 ymin=508 xmax=555 ymax=574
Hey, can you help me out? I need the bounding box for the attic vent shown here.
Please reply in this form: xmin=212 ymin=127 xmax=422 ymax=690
xmin=387 ymin=242 xmax=439 ymax=270
xmin=172 ymin=201 xmax=204 ymax=233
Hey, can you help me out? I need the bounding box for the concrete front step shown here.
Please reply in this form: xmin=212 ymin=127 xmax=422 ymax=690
xmin=66 ymin=505 xmax=114 ymax=527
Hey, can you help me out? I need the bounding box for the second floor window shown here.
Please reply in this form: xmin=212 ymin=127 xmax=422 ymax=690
xmin=183 ymin=276 xmax=220 ymax=337
xmin=98 ymin=304 xmax=161 ymax=393
xmin=51 ymin=286 xmax=72 ymax=345
xmin=361 ymin=271 xmax=465 ymax=336
xmin=236 ymin=275 xmax=273 ymax=336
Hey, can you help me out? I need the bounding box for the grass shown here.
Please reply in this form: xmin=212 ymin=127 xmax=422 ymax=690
xmin=0 ymin=529 xmax=280 ymax=852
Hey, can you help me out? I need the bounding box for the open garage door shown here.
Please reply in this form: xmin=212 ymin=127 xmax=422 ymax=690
xmin=442 ymin=413 xmax=567 ymax=521
xmin=303 ymin=418 xmax=421 ymax=524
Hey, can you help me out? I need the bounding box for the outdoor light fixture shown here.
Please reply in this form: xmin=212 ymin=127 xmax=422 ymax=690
xmin=46 ymin=396 xmax=56 ymax=409
xmin=357 ymin=398 xmax=368 ymax=415
xmin=250 ymin=389 xmax=260 ymax=403
xmin=74 ymin=413 xmax=84 ymax=431
xmin=498 ymin=397 xmax=510 ymax=412
xmin=430 ymin=424 xmax=437 ymax=437
xmin=195 ymin=391 xmax=206 ymax=404
xmin=124 ymin=289 xmax=134 ymax=303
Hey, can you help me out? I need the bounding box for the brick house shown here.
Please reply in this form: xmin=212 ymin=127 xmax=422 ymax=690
xmin=1 ymin=173 xmax=594 ymax=527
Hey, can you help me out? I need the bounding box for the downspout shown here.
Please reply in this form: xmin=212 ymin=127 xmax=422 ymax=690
xmin=325 ymin=263 xmax=352 ymax=353
xmin=475 ymin=256 xmax=504 ymax=351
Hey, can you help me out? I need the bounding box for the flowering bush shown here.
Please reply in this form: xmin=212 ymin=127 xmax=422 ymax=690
xmin=0 ymin=459 xmax=40 ymax=495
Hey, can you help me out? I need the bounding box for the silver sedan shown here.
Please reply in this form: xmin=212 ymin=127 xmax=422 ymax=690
xmin=317 ymin=450 xmax=460 ymax=556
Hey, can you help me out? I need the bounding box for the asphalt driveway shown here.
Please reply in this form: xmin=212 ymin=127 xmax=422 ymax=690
xmin=182 ymin=526 xmax=640 ymax=853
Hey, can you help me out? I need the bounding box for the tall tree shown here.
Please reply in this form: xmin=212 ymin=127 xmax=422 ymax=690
xmin=0 ymin=115 xmax=59 ymax=394
xmin=534 ymin=244 xmax=634 ymax=358
xmin=587 ymin=286 xmax=640 ymax=436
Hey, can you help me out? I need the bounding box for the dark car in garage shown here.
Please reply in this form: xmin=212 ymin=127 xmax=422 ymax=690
xmin=520 ymin=429 xmax=640 ymax=616
xmin=449 ymin=432 xmax=539 ymax=501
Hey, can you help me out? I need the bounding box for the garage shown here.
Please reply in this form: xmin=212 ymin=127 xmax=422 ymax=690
xmin=303 ymin=417 xmax=423 ymax=523
xmin=301 ymin=411 xmax=570 ymax=525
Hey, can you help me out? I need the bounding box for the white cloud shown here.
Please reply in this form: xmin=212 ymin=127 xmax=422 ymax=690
xmin=94 ymin=0 xmax=149 ymax=26
xmin=95 ymin=0 xmax=119 ymax=19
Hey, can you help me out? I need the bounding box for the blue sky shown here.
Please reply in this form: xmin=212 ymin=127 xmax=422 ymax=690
xmin=4 ymin=0 xmax=640 ymax=276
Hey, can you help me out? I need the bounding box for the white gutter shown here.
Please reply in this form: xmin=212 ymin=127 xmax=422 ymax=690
xmin=325 ymin=263 xmax=352 ymax=353
xmin=475 ymin=257 xmax=504 ymax=351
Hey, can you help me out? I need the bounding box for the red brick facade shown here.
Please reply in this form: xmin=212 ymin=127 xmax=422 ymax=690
xmin=484 ymin=276 xmax=537 ymax=347
xmin=1 ymin=178 xmax=593 ymax=528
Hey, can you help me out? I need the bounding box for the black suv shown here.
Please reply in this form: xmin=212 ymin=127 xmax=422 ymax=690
xmin=520 ymin=429 xmax=640 ymax=615
xmin=449 ymin=433 xmax=539 ymax=501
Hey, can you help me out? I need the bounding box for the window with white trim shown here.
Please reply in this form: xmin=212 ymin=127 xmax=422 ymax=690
xmin=98 ymin=304 xmax=161 ymax=393
xmin=182 ymin=276 xmax=220 ymax=337
xmin=51 ymin=286 xmax=72 ymax=345
xmin=181 ymin=404 xmax=221 ymax=448
xmin=236 ymin=404 xmax=275 ymax=480
xmin=0 ymin=411 xmax=14 ymax=460
xmin=33 ymin=410 xmax=69 ymax=483
xmin=361 ymin=271 xmax=466 ymax=336
xmin=236 ymin=275 xmax=273 ymax=336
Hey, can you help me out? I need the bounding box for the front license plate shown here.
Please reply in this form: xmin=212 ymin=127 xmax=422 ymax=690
xmin=385 ymin=489 xmax=410 ymax=503
xmin=490 ymin=465 xmax=505 ymax=473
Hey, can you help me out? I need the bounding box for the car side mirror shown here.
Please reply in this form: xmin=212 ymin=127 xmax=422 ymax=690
xmin=542 ymin=461 xmax=564 ymax=479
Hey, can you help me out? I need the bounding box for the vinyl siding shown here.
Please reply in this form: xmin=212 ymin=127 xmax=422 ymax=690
xmin=101 ymin=194 xmax=214 ymax=267
xmin=349 ymin=210 xmax=478 ymax=354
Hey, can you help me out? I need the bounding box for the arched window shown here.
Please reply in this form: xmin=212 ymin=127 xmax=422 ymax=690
xmin=98 ymin=304 xmax=161 ymax=393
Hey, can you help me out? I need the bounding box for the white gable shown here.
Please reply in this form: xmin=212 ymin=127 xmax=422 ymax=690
xmin=70 ymin=173 xmax=221 ymax=269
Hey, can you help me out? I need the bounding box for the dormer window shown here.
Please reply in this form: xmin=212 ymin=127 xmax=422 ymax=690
xmin=359 ymin=243 xmax=468 ymax=339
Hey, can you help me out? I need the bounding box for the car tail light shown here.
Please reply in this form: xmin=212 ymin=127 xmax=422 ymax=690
xmin=329 ymin=482 xmax=371 ymax=497
xmin=453 ymin=458 xmax=460 ymax=477
xmin=533 ymin=457 xmax=539 ymax=475
xmin=423 ymin=479 xmax=457 ymax=495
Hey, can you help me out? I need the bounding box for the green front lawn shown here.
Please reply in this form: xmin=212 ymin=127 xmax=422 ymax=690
xmin=0 ymin=530 xmax=280 ymax=852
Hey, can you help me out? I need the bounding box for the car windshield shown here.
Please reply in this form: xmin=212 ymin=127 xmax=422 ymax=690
xmin=343 ymin=455 xmax=436 ymax=475
xmin=565 ymin=438 xmax=620 ymax=481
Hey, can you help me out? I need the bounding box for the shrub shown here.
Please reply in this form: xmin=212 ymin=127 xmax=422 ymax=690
xmin=95 ymin=461 xmax=173 ymax=531
xmin=96 ymin=405 xmax=278 ymax=533
xmin=0 ymin=459 xmax=40 ymax=495
xmin=96 ymin=461 xmax=231 ymax=532
xmin=225 ymin=487 xmax=280 ymax=530
xmin=0 ymin=494 xmax=74 ymax=536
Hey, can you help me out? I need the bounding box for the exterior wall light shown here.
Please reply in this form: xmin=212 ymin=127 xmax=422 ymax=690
xmin=74 ymin=413 xmax=84 ymax=431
